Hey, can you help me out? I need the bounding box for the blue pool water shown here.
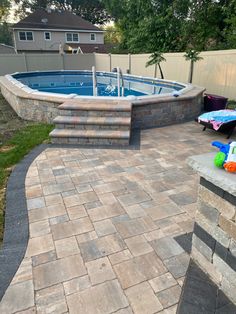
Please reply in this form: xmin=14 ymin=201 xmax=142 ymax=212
xmin=12 ymin=71 xmax=185 ymax=98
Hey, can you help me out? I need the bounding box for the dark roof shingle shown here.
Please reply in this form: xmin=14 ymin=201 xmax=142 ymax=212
xmin=12 ymin=9 xmax=102 ymax=32
xmin=64 ymin=43 xmax=114 ymax=53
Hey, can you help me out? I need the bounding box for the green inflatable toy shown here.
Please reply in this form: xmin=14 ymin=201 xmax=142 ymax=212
xmin=214 ymin=152 xmax=226 ymax=168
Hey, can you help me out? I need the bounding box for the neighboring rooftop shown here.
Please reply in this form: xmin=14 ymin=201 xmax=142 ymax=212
xmin=0 ymin=44 xmax=16 ymax=54
xmin=12 ymin=9 xmax=102 ymax=32
xmin=65 ymin=43 xmax=113 ymax=54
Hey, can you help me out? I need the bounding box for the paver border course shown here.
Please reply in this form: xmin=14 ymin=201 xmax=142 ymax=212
xmin=0 ymin=144 xmax=47 ymax=301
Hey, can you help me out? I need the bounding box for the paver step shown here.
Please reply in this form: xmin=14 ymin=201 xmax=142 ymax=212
xmin=53 ymin=116 xmax=131 ymax=125
xmin=59 ymin=101 xmax=132 ymax=112
xmin=50 ymin=129 xmax=130 ymax=139
xmin=59 ymin=109 xmax=131 ymax=117
xmin=50 ymin=129 xmax=130 ymax=146
xmin=53 ymin=116 xmax=131 ymax=130
xmin=50 ymin=100 xmax=132 ymax=146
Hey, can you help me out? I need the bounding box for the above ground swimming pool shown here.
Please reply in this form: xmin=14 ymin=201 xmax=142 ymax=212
xmin=10 ymin=70 xmax=190 ymax=99
xmin=0 ymin=69 xmax=204 ymax=128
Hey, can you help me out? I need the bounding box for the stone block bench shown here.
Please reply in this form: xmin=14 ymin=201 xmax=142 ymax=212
xmin=188 ymin=152 xmax=236 ymax=304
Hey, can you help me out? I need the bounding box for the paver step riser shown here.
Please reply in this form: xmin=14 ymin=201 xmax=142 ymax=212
xmin=55 ymin=123 xmax=130 ymax=131
xmin=59 ymin=109 xmax=131 ymax=117
xmin=51 ymin=137 xmax=129 ymax=146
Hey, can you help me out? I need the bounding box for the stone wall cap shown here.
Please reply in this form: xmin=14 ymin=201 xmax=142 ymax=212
xmin=187 ymin=152 xmax=236 ymax=196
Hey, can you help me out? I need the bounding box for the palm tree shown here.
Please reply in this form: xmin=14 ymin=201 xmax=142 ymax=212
xmin=184 ymin=49 xmax=202 ymax=84
xmin=146 ymin=51 xmax=166 ymax=79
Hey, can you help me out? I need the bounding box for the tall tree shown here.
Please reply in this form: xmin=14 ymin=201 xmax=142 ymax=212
xmin=0 ymin=0 xmax=11 ymax=22
xmin=102 ymin=25 xmax=122 ymax=45
xmin=222 ymin=0 xmax=236 ymax=49
xmin=103 ymin=0 xmax=235 ymax=53
xmin=0 ymin=22 xmax=13 ymax=45
xmin=14 ymin=0 xmax=111 ymax=24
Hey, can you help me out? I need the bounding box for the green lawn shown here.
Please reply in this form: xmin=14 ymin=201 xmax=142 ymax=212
xmin=0 ymin=94 xmax=53 ymax=244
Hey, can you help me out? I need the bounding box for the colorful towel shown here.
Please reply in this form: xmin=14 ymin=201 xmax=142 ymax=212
xmin=198 ymin=110 xmax=236 ymax=130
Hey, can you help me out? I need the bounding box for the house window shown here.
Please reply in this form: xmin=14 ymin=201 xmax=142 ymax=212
xmin=66 ymin=33 xmax=79 ymax=43
xmin=44 ymin=32 xmax=51 ymax=40
xmin=19 ymin=31 xmax=34 ymax=41
xmin=90 ymin=33 xmax=96 ymax=41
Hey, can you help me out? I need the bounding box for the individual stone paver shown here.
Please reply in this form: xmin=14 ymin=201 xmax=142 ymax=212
xmin=27 ymin=197 xmax=45 ymax=210
xmin=151 ymin=236 xmax=184 ymax=260
xmin=49 ymin=214 xmax=69 ymax=225
xmin=124 ymin=204 xmax=147 ymax=218
xmin=114 ymin=216 xmax=157 ymax=239
xmin=63 ymin=275 xmax=91 ymax=295
xmin=33 ymin=254 xmax=87 ymax=290
xmin=2 ymin=122 xmax=230 ymax=313
xmin=66 ymin=279 xmax=129 ymax=314
xmin=66 ymin=205 xmax=87 ymax=220
xmin=11 ymin=258 xmax=33 ymax=285
xmin=79 ymin=233 xmax=126 ymax=262
xmin=29 ymin=220 xmax=50 ymax=238
xmin=156 ymin=285 xmax=182 ymax=308
xmin=125 ymin=281 xmax=163 ymax=314
xmin=89 ymin=203 xmax=125 ymax=222
xmin=93 ymin=219 xmax=117 ymax=236
xmin=35 ymin=283 xmax=68 ymax=314
xmin=109 ymin=249 xmax=133 ymax=265
xmin=117 ymin=190 xmax=151 ymax=207
xmin=86 ymin=256 xmax=116 ymax=285
xmin=32 ymin=250 xmax=57 ymax=267
xmin=163 ymin=253 xmax=190 ymax=279
xmin=63 ymin=191 xmax=98 ymax=207
xmin=46 ymin=203 xmax=67 ymax=218
xmin=145 ymin=201 xmax=183 ymax=221
xmin=0 ymin=281 xmax=34 ymax=314
xmin=114 ymin=252 xmax=167 ymax=289
xmin=125 ymin=234 xmax=153 ymax=256
xmin=55 ymin=236 xmax=80 ymax=258
xmin=149 ymin=272 xmax=177 ymax=293
xmin=51 ymin=217 xmax=94 ymax=240
xmin=25 ymin=234 xmax=55 ymax=257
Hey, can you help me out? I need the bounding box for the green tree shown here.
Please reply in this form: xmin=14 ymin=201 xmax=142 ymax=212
xmin=14 ymin=0 xmax=111 ymax=24
xmin=222 ymin=0 xmax=236 ymax=49
xmin=0 ymin=0 xmax=10 ymax=22
xmin=103 ymin=0 xmax=235 ymax=53
xmin=103 ymin=0 xmax=186 ymax=53
xmin=184 ymin=50 xmax=202 ymax=83
xmin=146 ymin=51 xmax=166 ymax=79
xmin=102 ymin=24 xmax=122 ymax=45
xmin=0 ymin=22 xmax=13 ymax=45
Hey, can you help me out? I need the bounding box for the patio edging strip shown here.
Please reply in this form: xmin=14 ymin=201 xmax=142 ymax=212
xmin=0 ymin=144 xmax=48 ymax=301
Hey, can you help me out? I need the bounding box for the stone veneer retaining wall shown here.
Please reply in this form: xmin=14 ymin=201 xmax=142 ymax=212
xmin=0 ymin=76 xmax=204 ymax=128
xmin=188 ymin=153 xmax=236 ymax=304
xmin=132 ymin=88 xmax=203 ymax=129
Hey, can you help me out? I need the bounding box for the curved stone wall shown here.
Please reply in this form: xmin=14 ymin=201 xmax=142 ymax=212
xmin=0 ymin=76 xmax=204 ymax=128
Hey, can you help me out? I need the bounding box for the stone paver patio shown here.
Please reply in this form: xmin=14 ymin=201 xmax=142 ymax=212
xmin=0 ymin=122 xmax=234 ymax=314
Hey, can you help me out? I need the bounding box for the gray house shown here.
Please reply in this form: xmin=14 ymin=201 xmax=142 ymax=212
xmin=12 ymin=9 xmax=107 ymax=54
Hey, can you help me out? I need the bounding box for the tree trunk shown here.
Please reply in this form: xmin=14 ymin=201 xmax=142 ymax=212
xmin=158 ymin=63 xmax=164 ymax=79
xmin=189 ymin=60 xmax=194 ymax=83
xmin=154 ymin=63 xmax=157 ymax=78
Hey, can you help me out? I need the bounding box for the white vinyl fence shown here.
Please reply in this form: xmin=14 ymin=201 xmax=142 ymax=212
xmin=0 ymin=50 xmax=236 ymax=99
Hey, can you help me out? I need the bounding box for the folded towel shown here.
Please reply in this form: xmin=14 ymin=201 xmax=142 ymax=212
xmin=198 ymin=110 xmax=236 ymax=130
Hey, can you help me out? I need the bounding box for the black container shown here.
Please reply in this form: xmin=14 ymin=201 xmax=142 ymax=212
xmin=204 ymin=94 xmax=228 ymax=112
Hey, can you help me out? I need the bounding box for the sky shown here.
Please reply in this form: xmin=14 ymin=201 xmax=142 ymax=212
xmin=7 ymin=3 xmax=19 ymax=23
